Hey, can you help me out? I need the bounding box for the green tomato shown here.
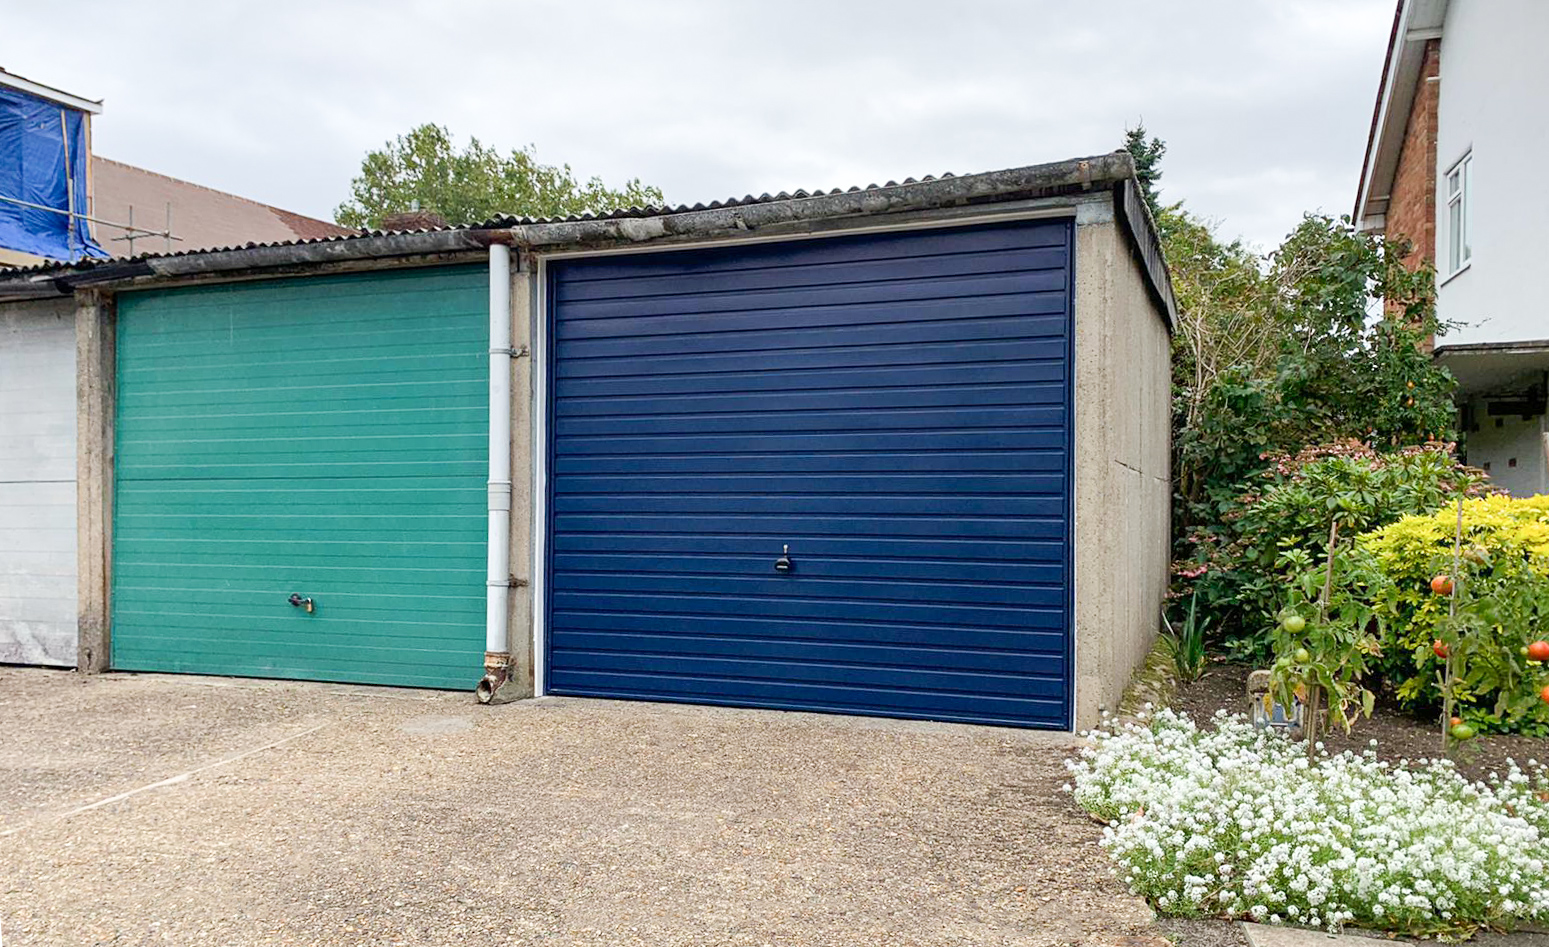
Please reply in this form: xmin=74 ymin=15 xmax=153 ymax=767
xmin=1293 ymin=647 xmax=1311 ymax=663
xmin=1282 ymin=614 xmax=1307 ymax=634
xmin=1450 ymin=723 xmax=1477 ymax=741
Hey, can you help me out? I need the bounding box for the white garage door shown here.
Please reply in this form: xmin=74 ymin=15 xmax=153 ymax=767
xmin=0 ymin=297 xmax=77 ymax=666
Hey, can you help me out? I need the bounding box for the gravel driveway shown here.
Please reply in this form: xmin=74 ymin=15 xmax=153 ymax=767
xmin=0 ymin=667 xmax=1157 ymax=946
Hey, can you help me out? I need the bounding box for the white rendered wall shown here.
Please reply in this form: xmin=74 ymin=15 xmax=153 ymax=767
xmin=0 ymin=297 xmax=77 ymax=666
xmin=1434 ymin=0 xmax=1549 ymax=346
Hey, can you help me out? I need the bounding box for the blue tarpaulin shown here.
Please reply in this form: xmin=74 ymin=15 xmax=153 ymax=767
xmin=0 ymin=85 xmax=106 ymax=261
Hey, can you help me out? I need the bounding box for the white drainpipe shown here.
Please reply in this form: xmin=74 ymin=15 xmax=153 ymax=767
xmin=478 ymin=243 xmax=514 ymax=702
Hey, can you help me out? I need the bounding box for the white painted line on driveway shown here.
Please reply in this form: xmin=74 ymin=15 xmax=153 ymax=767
xmin=0 ymin=722 xmax=331 ymax=838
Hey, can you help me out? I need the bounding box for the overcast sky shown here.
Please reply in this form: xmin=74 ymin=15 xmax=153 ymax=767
xmin=5 ymin=0 xmax=1393 ymax=252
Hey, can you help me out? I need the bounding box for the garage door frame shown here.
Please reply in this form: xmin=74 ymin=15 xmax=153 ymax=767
xmin=531 ymin=208 xmax=1080 ymax=726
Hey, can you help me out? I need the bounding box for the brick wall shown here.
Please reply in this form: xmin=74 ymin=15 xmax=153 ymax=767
xmin=1385 ymin=38 xmax=1441 ymax=269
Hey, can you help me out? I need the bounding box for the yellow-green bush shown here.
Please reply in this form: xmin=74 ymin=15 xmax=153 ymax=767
xmin=1363 ymin=495 xmax=1549 ymax=565
xmin=1360 ymin=495 xmax=1549 ymax=732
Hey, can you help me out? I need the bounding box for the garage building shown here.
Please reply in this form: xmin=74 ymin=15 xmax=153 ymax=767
xmin=0 ymin=152 xmax=1173 ymax=730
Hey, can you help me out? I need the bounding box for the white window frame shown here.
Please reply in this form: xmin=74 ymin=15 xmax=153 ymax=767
xmin=1444 ymin=151 xmax=1472 ymax=279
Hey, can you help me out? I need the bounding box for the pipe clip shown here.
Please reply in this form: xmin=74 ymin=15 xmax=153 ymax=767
xmin=490 ymin=345 xmax=530 ymax=359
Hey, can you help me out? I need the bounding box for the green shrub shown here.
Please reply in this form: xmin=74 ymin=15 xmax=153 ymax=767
xmin=1176 ymin=442 xmax=1491 ymax=660
xmin=1361 ymin=495 xmax=1549 ymax=732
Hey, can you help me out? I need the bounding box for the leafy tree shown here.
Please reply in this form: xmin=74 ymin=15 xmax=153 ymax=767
xmin=335 ymin=124 xmax=665 ymax=228
xmin=1159 ymin=206 xmax=1278 ymax=499
xmin=1176 ymin=213 xmax=1456 ymax=524
xmin=1127 ymin=127 xmax=1462 ymax=654
xmin=1123 ymin=124 xmax=1167 ymax=218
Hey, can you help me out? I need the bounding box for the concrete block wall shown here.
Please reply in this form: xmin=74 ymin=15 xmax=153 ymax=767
xmin=1071 ymin=214 xmax=1173 ymax=731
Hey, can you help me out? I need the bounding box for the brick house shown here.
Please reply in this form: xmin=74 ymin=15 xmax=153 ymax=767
xmin=1355 ymin=0 xmax=1549 ymax=496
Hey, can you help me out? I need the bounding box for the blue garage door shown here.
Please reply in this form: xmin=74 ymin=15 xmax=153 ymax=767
xmin=546 ymin=220 xmax=1073 ymax=728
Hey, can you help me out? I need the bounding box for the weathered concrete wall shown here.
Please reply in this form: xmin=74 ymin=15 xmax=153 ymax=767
xmin=1071 ymin=211 xmax=1172 ymax=731
xmin=0 ymin=296 xmax=78 ymax=665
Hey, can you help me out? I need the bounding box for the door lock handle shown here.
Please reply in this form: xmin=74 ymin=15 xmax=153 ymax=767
xmin=774 ymin=544 xmax=793 ymax=574
xmin=288 ymin=593 xmax=315 ymax=614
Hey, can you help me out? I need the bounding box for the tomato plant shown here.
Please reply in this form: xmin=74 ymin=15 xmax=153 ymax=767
xmin=1270 ymin=533 xmax=1382 ymax=747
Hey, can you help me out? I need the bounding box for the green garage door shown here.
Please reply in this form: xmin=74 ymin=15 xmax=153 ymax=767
xmin=111 ymin=266 xmax=488 ymax=688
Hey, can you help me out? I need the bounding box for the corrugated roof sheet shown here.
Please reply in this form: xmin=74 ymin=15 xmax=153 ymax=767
xmin=0 ymin=173 xmax=959 ymax=279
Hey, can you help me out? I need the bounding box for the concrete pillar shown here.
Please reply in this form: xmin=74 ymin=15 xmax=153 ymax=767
xmin=75 ymin=289 xmax=115 ymax=673
xmin=505 ymin=253 xmax=536 ymax=696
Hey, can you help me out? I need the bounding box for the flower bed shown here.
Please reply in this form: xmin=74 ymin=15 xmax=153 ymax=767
xmin=1066 ymin=709 xmax=1549 ymax=937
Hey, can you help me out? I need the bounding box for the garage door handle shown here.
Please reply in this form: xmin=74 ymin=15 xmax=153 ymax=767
xmin=288 ymin=593 xmax=315 ymax=614
xmin=774 ymin=545 xmax=793 ymax=574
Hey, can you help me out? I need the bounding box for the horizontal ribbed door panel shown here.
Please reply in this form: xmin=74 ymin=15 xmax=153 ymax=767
xmin=0 ymin=299 xmax=77 ymax=667
xmin=547 ymin=220 xmax=1073 ymax=728
xmin=112 ymin=266 xmax=487 ymax=688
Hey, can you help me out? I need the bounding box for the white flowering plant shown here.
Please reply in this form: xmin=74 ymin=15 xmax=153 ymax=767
xmin=1066 ymin=708 xmax=1549 ymax=938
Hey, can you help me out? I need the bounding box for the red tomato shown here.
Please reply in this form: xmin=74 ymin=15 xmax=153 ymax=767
xmin=1433 ymin=640 xmax=1450 ymax=659
xmin=1431 ymin=575 xmax=1454 ymax=596
xmin=1528 ymin=641 xmax=1549 ymax=663
xmin=1450 ymin=716 xmax=1462 ymax=728
xmin=1541 ymin=685 xmax=1549 ymax=705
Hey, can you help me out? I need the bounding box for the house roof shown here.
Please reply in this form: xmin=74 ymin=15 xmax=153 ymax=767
xmin=90 ymin=158 xmax=353 ymax=251
xmin=1354 ymin=0 xmax=1449 ymax=229
xmin=0 ymin=151 xmax=1176 ymax=326
xmin=0 ymin=67 xmax=101 ymax=115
